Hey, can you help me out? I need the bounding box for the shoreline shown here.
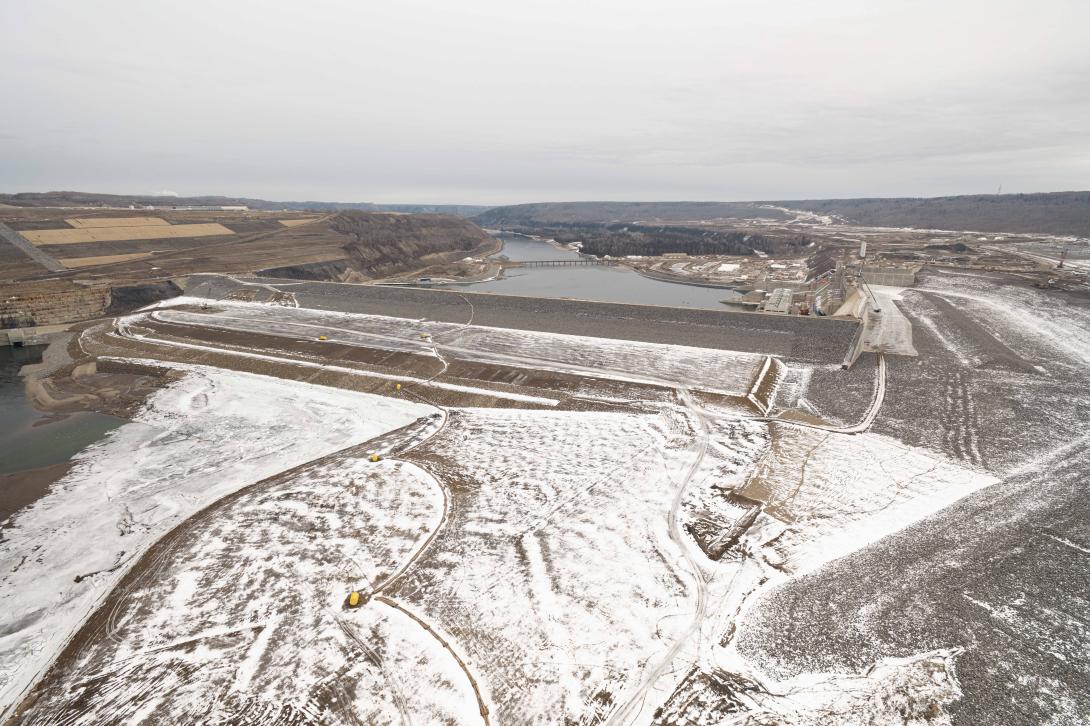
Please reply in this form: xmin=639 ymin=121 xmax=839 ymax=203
xmin=627 ymin=265 xmax=747 ymax=291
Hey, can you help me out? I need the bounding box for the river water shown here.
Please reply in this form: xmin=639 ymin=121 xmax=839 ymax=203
xmin=467 ymin=234 xmax=745 ymax=311
xmin=0 ymin=345 xmax=123 ymax=476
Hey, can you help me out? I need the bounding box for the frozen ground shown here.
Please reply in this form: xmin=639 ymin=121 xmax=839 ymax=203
xmin=16 ymin=455 xmax=483 ymax=725
xmin=746 ymin=423 xmax=996 ymax=574
xmin=0 ymin=365 xmax=429 ymax=720
xmin=396 ymin=405 xmax=755 ymax=724
xmin=734 ymin=269 xmax=1090 ymax=725
xmin=877 ymin=269 xmax=1090 ymax=471
xmin=9 ymin=269 xmax=1088 ymax=724
xmin=14 ymin=399 xmax=777 ymax=724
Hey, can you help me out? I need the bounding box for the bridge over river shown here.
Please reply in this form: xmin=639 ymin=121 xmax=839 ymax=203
xmin=507 ymin=258 xmax=617 ymax=268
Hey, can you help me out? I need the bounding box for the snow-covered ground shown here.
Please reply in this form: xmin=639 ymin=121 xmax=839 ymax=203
xmin=14 ymin=274 xmax=1071 ymax=723
xmin=19 ymin=456 xmax=480 ymax=724
xmin=750 ymin=424 xmax=996 ymax=575
xmin=0 ymin=364 xmax=430 ymax=718
xmin=397 ymin=405 xmax=733 ymax=723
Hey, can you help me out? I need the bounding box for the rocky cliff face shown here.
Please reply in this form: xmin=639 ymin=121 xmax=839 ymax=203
xmin=330 ymin=212 xmax=495 ymax=278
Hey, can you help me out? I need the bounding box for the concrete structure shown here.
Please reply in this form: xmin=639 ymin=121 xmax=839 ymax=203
xmin=763 ymin=288 xmax=794 ymax=314
xmin=858 ymin=265 xmax=918 ymax=287
xmin=1 ymin=323 xmax=69 ymax=347
xmin=512 ymin=259 xmax=615 ymax=268
xmin=188 ymin=274 xmax=861 ymax=365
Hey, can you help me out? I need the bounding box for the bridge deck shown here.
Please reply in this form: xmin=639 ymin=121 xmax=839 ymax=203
xmin=509 ymin=259 xmax=616 ymax=267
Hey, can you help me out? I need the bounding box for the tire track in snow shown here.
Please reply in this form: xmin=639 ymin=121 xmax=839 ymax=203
xmin=374 ymin=596 xmax=491 ymax=726
xmin=604 ymin=386 xmax=711 ymax=726
xmin=941 ymin=371 xmax=983 ymax=468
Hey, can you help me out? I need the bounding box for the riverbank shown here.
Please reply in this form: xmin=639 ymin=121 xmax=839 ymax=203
xmin=628 ymin=264 xmax=746 ymax=290
xmin=0 ymin=342 xmax=127 ymax=524
xmin=369 ymin=232 xmax=504 ymax=286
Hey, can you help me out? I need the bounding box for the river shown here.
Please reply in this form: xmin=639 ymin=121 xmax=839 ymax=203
xmin=465 ymin=234 xmax=746 ymax=311
xmin=0 ymin=346 xmax=123 ymax=519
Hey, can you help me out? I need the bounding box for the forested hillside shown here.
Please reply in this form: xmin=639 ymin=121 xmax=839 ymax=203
xmin=477 ymin=192 xmax=1090 ymax=237
xmin=475 ymin=201 xmax=787 ymax=226
xmin=513 ymin=223 xmax=809 ymax=258
xmin=775 ymin=192 xmax=1090 ymax=236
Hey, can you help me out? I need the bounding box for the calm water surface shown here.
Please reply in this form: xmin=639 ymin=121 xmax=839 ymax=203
xmin=471 ymin=234 xmax=745 ymax=311
xmin=0 ymin=345 xmax=123 ymax=475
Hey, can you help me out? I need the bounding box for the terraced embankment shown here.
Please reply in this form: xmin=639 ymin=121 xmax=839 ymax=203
xmin=186 ymin=275 xmax=860 ymax=365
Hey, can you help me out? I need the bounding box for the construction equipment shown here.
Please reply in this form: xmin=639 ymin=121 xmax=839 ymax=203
xmin=345 ymin=591 xmax=365 ymax=608
xmin=369 ymin=454 xmax=382 ymax=463
xmin=317 ymin=335 xmax=328 ymax=341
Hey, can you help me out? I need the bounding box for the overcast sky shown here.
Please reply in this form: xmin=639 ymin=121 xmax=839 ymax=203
xmin=1 ymin=0 xmax=1087 ymax=205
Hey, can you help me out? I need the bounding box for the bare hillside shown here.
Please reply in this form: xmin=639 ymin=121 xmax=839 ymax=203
xmin=330 ymin=211 xmax=496 ymax=278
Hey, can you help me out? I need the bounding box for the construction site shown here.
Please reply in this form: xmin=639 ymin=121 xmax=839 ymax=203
xmin=0 ymin=200 xmax=1088 ymax=726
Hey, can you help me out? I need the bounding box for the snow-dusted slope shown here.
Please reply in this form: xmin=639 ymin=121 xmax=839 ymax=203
xmin=0 ymin=364 xmax=431 ymax=717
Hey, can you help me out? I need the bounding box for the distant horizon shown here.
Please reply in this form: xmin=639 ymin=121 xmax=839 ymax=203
xmin=3 ymin=187 xmax=1089 ymax=209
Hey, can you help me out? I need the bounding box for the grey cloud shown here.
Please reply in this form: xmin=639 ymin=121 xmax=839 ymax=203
xmin=0 ymin=0 xmax=1087 ymax=203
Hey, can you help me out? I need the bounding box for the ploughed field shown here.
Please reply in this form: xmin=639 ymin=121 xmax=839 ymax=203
xmin=2 ymin=270 xmax=1088 ymax=725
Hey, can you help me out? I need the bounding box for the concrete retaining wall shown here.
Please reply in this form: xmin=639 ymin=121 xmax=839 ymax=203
xmin=860 ymin=266 xmax=918 ymax=286
xmin=1 ymin=324 xmax=71 ymax=347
